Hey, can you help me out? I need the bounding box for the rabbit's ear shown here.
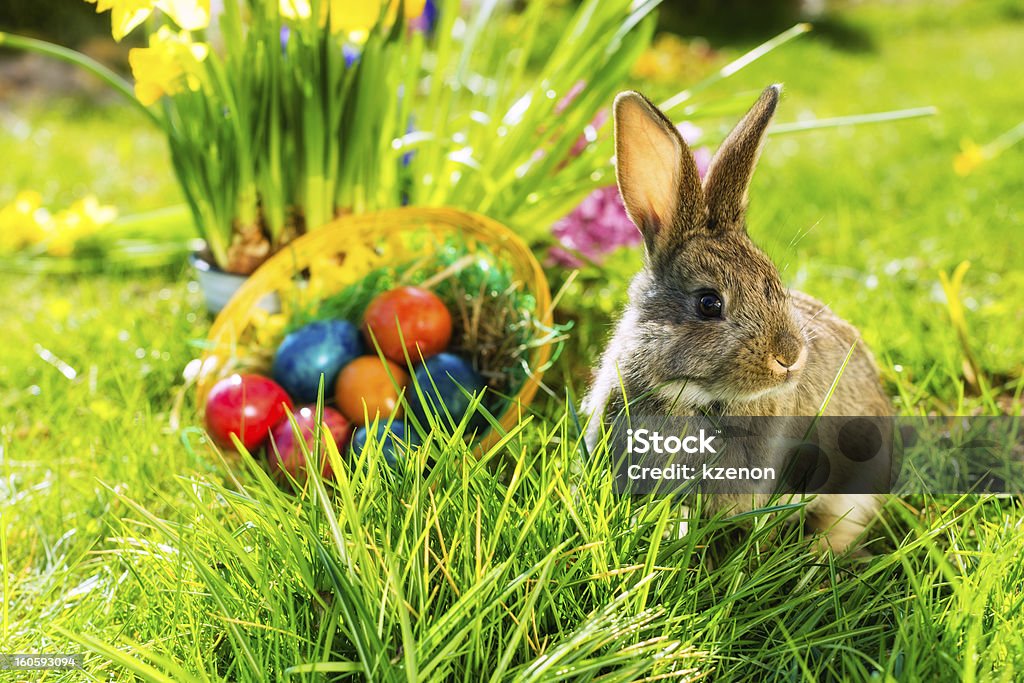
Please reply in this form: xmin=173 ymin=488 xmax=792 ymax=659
xmin=702 ymin=84 xmax=781 ymax=231
xmin=613 ymin=91 xmax=705 ymax=255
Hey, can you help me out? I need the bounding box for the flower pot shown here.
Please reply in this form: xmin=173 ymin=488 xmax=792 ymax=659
xmin=190 ymin=252 xmax=281 ymax=314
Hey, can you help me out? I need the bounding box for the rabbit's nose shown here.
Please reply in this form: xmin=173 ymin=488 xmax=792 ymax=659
xmin=770 ymin=345 xmax=807 ymax=375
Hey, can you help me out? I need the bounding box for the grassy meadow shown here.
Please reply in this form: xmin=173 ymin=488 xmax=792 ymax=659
xmin=2 ymin=1 xmax=1023 ymax=680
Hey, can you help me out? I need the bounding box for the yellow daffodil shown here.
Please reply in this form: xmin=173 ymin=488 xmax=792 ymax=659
xmin=86 ymin=0 xmax=209 ymax=41
xmin=279 ymin=0 xmax=312 ymax=21
xmin=331 ymin=0 xmax=426 ymax=34
xmin=0 ymin=191 xmax=49 ymax=253
xmin=279 ymin=0 xmax=426 ymax=35
xmin=0 ymin=193 xmax=116 ymax=256
xmin=955 ymin=122 xmax=1024 ymax=176
xmin=129 ymin=27 xmax=210 ymax=106
xmin=631 ymin=33 xmax=718 ymax=84
xmin=159 ymin=0 xmax=211 ymax=31
xmin=954 ymin=139 xmax=986 ymax=176
xmin=45 ymin=195 xmax=118 ymax=256
xmin=85 ymin=0 xmax=156 ymax=42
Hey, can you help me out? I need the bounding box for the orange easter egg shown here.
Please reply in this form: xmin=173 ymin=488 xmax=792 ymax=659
xmin=335 ymin=356 xmax=410 ymax=426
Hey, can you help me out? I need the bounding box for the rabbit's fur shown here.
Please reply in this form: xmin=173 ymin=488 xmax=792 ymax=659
xmin=582 ymin=85 xmax=892 ymax=552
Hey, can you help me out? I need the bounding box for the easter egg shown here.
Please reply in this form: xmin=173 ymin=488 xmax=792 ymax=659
xmin=335 ymin=355 xmax=410 ymax=426
xmin=272 ymin=320 xmax=363 ymax=403
xmin=350 ymin=420 xmax=419 ymax=469
xmin=205 ymin=374 xmax=293 ymax=451
xmin=407 ymin=353 xmax=484 ymax=430
xmin=268 ymin=406 xmax=352 ymax=481
xmin=362 ymin=286 xmax=452 ymax=363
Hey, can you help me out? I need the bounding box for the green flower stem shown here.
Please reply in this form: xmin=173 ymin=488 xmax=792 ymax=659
xmin=658 ymin=23 xmax=812 ymax=115
xmin=262 ymin=88 xmax=287 ymax=243
xmin=197 ymin=199 xmax=229 ymax=267
xmin=305 ymin=175 xmax=331 ymax=232
xmin=0 ymin=31 xmax=162 ymax=129
xmin=248 ymin=3 xmax=286 ymax=242
xmin=982 ymin=119 xmax=1024 ymax=157
xmin=219 ymin=0 xmax=259 ymax=232
xmin=769 ymin=107 xmax=938 ymax=135
xmin=204 ymin=58 xmax=257 ymax=230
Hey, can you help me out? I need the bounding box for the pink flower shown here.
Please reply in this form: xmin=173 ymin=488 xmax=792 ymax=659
xmin=676 ymin=122 xmax=712 ymax=178
xmin=549 ymin=186 xmax=640 ymax=267
xmin=549 ymin=118 xmax=712 ymax=268
xmin=677 ymin=121 xmax=702 ymax=145
xmin=556 ymin=80 xmax=587 ymax=115
xmin=692 ymin=146 xmax=712 ymax=178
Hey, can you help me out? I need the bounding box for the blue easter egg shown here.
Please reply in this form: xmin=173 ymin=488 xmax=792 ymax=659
xmin=408 ymin=353 xmax=485 ymax=430
xmin=350 ymin=420 xmax=418 ymax=469
xmin=272 ymin=320 xmax=363 ymax=403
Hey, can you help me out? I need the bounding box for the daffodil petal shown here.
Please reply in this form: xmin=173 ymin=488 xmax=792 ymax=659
xmin=129 ymin=29 xmax=210 ymax=105
xmin=133 ymin=79 xmax=165 ymax=106
xmin=159 ymin=0 xmax=211 ymax=31
xmin=110 ymin=2 xmax=155 ymax=41
xmin=279 ymin=0 xmax=311 ymax=20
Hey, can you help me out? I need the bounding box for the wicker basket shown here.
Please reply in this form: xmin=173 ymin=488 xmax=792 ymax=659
xmin=196 ymin=207 xmax=554 ymax=451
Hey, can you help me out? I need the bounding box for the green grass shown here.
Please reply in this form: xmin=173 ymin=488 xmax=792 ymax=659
xmin=2 ymin=0 xmax=1024 ymax=680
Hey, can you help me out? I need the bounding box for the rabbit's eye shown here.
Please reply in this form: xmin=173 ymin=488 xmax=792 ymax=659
xmin=697 ymin=292 xmax=724 ymax=319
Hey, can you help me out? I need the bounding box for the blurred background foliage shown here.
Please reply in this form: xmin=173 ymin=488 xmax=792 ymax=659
xmin=1 ymin=0 xmax=1022 ymax=409
xmin=0 ymin=0 xmax=111 ymax=46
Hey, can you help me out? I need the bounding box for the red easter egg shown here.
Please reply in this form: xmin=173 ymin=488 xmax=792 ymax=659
xmin=362 ymin=286 xmax=452 ymax=363
xmin=268 ymin=405 xmax=352 ymax=481
xmin=335 ymin=355 xmax=410 ymax=426
xmin=205 ymin=374 xmax=293 ymax=451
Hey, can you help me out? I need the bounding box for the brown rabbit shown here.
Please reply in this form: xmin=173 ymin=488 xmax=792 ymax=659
xmin=582 ymin=85 xmax=892 ymax=552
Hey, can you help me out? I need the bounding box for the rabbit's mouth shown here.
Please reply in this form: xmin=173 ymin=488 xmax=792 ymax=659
xmin=658 ymin=371 xmax=799 ymax=411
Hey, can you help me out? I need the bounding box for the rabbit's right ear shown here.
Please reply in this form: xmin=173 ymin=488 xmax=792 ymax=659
xmin=613 ymin=92 xmax=705 ymax=257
